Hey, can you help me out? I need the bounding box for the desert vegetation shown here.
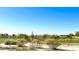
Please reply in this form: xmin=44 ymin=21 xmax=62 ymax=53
xmin=0 ymin=32 xmax=79 ymax=51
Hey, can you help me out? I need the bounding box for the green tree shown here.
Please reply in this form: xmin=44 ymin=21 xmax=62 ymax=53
xmin=0 ymin=34 xmax=4 ymax=38
xmin=51 ymin=35 xmax=60 ymax=39
xmin=18 ymin=34 xmax=30 ymax=43
xmin=68 ymin=33 xmax=74 ymax=39
xmin=31 ymin=32 xmax=34 ymax=41
xmin=4 ymin=33 xmax=9 ymax=38
xmin=11 ymin=34 xmax=16 ymax=39
xmin=75 ymin=32 xmax=79 ymax=37
xmin=42 ymin=34 xmax=51 ymax=39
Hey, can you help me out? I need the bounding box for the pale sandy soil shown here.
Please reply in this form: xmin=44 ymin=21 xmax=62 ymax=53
xmin=57 ymin=44 xmax=79 ymax=51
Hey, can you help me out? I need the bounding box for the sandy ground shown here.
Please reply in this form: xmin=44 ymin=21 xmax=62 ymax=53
xmin=57 ymin=44 xmax=79 ymax=51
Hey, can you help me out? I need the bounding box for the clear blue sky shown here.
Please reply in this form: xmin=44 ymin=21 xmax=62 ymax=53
xmin=0 ymin=7 xmax=79 ymax=35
